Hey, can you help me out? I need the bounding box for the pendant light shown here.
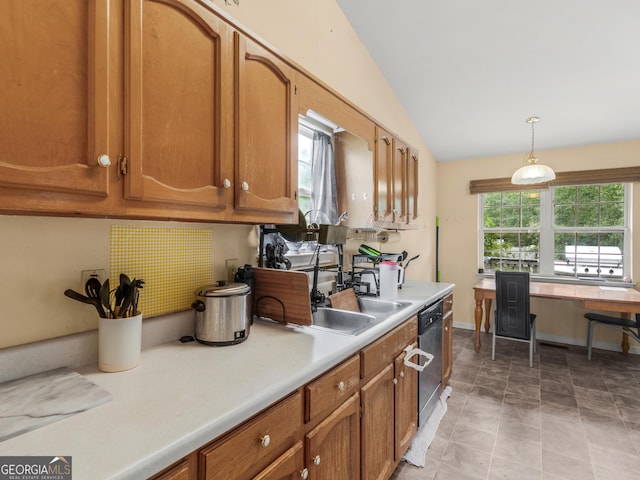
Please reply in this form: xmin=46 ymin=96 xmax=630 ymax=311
xmin=511 ymin=116 xmax=556 ymax=185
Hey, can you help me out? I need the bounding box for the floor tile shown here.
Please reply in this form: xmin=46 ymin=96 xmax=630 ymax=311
xmin=393 ymin=328 xmax=640 ymax=480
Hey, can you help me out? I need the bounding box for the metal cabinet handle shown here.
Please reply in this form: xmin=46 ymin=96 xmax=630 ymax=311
xmin=260 ymin=435 xmax=270 ymax=448
xmin=300 ymin=468 xmax=309 ymax=479
xmin=399 ymin=371 xmax=405 ymax=378
xmin=97 ymin=154 xmax=111 ymax=167
xmin=337 ymin=381 xmax=345 ymax=392
xmin=392 ymin=378 xmax=398 ymax=385
xmin=313 ymin=455 xmax=321 ymax=466
xmin=223 ymin=178 xmax=231 ymax=188
xmin=241 ymin=181 xmax=249 ymax=191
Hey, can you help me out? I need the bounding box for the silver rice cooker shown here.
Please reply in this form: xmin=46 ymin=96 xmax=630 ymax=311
xmin=191 ymin=282 xmax=252 ymax=346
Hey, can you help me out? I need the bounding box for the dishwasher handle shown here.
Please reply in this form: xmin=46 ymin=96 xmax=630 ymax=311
xmin=402 ymin=345 xmax=434 ymax=372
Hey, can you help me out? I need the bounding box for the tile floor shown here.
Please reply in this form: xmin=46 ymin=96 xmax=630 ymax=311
xmin=392 ymin=328 xmax=640 ymax=480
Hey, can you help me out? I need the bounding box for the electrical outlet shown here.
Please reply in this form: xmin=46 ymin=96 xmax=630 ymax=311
xmin=225 ymin=258 xmax=239 ymax=283
xmin=81 ymin=269 xmax=106 ymax=291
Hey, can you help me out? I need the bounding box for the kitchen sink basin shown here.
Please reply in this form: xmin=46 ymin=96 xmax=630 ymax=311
xmin=311 ymin=308 xmax=380 ymax=335
xmin=357 ymin=297 xmax=412 ymax=319
xmin=310 ymin=298 xmax=413 ymax=336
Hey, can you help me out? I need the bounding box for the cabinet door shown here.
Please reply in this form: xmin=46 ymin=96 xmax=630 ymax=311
xmin=392 ymin=138 xmax=407 ymax=223
xmin=0 ymin=0 xmax=112 ymax=197
xmin=234 ymin=33 xmax=298 ymax=220
xmin=394 ymin=343 xmax=418 ymax=460
xmin=406 ymin=148 xmax=419 ymax=225
xmin=360 ymin=364 xmax=395 ymax=480
xmin=124 ymin=0 xmax=233 ymax=208
xmin=374 ymin=127 xmax=393 ymax=223
xmin=253 ymin=441 xmax=306 ymax=480
xmin=305 ymin=393 xmax=360 ymax=480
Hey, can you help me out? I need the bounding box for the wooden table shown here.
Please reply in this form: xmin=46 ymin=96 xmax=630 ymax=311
xmin=473 ymin=278 xmax=640 ymax=353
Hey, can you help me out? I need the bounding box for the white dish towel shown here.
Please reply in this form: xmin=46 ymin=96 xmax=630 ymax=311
xmin=402 ymin=385 xmax=453 ymax=467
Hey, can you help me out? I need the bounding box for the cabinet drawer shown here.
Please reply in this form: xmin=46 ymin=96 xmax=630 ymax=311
xmin=200 ymin=390 xmax=303 ymax=480
xmin=443 ymin=293 xmax=453 ymax=317
xmin=305 ymin=355 xmax=360 ymax=423
xmin=361 ymin=317 xmax=417 ymax=379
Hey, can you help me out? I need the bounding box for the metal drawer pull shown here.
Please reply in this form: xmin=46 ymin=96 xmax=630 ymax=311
xmin=402 ymin=345 xmax=434 ymax=372
xmin=241 ymin=181 xmax=249 ymax=191
xmin=337 ymin=381 xmax=345 ymax=392
xmin=260 ymin=435 xmax=271 ymax=448
xmin=313 ymin=455 xmax=321 ymax=465
xmin=223 ymin=178 xmax=231 ymax=188
xmin=392 ymin=378 xmax=398 ymax=385
xmin=300 ymin=468 xmax=309 ymax=479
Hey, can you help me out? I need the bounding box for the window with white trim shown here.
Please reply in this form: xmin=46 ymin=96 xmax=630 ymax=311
xmin=480 ymin=183 xmax=630 ymax=280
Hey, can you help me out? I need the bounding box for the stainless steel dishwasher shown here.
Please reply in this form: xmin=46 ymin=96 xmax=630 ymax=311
xmin=417 ymin=299 xmax=443 ymax=426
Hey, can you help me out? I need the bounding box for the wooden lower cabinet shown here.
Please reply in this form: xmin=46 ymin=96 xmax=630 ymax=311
xmin=394 ymin=343 xmax=418 ymax=460
xmin=360 ymin=318 xmax=419 ymax=480
xmin=360 ymin=365 xmax=395 ymax=480
xmin=305 ymin=393 xmax=360 ymax=480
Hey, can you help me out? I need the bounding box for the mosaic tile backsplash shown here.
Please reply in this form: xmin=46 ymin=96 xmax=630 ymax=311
xmin=110 ymin=226 xmax=214 ymax=318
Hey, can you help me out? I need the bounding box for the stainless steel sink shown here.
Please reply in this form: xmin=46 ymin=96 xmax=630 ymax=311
xmin=311 ymin=308 xmax=379 ymax=335
xmin=310 ymin=297 xmax=412 ymax=335
xmin=357 ymin=297 xmax=412 ymax=319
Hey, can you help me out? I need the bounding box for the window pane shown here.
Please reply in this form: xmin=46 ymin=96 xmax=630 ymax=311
xmin=600 ymin=202 xmax=624 ymax=227
xmin=601 ymin=184 xmax=624 ymax=202
xmin=484 ymin=207 xmax=500 ymax=228
xmin=522 ymin=191 xmax=541 ymax=205
xmin=502 ymin=192 xmax=521 ymax=206
xmin=522 ymin=206 xmax=540 ymax=227
xmin=502 ymin=207 xmax=520 ymax=227
xmin=577 ymin=203 xmax=599 ymax=227
xmin=484 ymin=192 xmax=502 ymax=208
xmin=555 ymin=205 xmax=576 ymax=227
xmin=554 ymin=186 xmax=576 ymax=204
xmin=577 ymin=185 xmax=598 ymax=203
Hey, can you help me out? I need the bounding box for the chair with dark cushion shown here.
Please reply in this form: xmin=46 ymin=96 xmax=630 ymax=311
xmin=492 ymin=271 xmax=537 ymax=367
xmin=584 ymin=312 xmax=640 ymax=360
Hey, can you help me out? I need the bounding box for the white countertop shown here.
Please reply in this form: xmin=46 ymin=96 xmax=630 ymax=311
xmin=0 ymin=281 xmax=453 ymax=479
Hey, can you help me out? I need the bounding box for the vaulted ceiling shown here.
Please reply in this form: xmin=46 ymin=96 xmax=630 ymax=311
xmin=336 ymin=0 xmax=640 ymax=162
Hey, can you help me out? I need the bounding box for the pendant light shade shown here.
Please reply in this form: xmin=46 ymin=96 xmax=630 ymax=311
xmin=511 ymin=117 xmax=556 ymax=185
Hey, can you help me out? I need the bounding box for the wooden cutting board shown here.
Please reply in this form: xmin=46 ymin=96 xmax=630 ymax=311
xmin=253 ymin=267 xmax=313 ymax=326
xmin=328 ymin=288 xmax=360 ymax=312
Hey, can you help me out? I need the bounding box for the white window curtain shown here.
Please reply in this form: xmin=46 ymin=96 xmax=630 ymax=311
xmin=310 ymin=131 xmax=338 ymax=224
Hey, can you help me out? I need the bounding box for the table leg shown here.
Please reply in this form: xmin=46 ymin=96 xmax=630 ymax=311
xmin=474 ymin=297 xmax=483 ymax=352
xmin=622 ymin=312 xmax=631 ymax=354
xmin=484 ymin=299 xmax=492 ymax=333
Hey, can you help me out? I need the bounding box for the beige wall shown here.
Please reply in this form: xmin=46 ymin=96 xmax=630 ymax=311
xmin=1 ymin=0 xmax=437 ymax=349
xmin=437 ymin=140 xmax=640 ymax=350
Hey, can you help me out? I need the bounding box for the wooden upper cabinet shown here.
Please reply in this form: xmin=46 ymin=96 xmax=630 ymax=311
xmin=234 ymin=33 xmax=298 ymax=220
xmin=406 ymin=147 xmax=419 ymax=225
xmin=374 ymin=126 xmax=393 ymax=223
xmin=124 ymin=0 xmax=233 ymax=209
xmin=392 ymin=138 xmax=407 ymax=224
xmin=0 ymin=0 xmax=113 ymax=197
